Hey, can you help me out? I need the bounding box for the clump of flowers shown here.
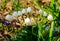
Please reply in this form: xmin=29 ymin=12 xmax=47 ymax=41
xmin=3 ymin=6 xmax=54 ymax=26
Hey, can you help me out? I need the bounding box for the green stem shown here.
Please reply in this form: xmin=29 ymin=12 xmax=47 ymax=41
xmin=49 ymin=21 xmax=54 ymax=41
xmin=57 ymin=38 xmax=60 ymax=41
xmin=37 ymin=22 xmax=42 ymax=41
xmin=51 ymin=0 xmax=54 ymax=5
xmin=38 ymin=24 xmax=41 ymax=41
xmin=33 ymin=0 xmax=40 ymax=9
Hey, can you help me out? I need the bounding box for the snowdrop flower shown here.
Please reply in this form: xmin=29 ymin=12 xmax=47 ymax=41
xmin=25 ymin=18 xmax=31 ymax=23
xmin=12 ymin=12 xmax=18 ymax=17
xmin=43 ymin=11 xmax=47 ymax=16
xmin=47 ymin=14 xmax=53 ymax=21
xmin=18 ymin=11 xmax=22 ymax=16
xmin=22 ymin=9 xmax=26 ymax=14
xmin=5 ymin=14 xmax=13 ymax=21
xmin=39 ymin=9 xmax=43 ymax=14
xmin=45 ymin=26 xmax=49 ymax=30
xmin=27 ymin=7 xmax=32 ymax=13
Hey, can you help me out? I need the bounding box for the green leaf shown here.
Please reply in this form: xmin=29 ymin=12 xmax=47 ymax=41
xmin=51 ymin=0 xmax=54 ymax=5
xmin=57 ymin=38 xmax=60 ymax=41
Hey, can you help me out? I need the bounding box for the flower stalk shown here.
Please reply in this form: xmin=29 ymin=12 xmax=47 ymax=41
xmin=49 ymin=21 xmax=54 ymax=41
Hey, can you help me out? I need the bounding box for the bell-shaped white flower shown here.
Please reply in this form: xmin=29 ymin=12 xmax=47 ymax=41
xmin=43 ymin=11 xmax=47 ymax=16
xmin=45 ymin=26 xmax=49 ymax=30
xmin=27 ymin=7 xmax=32 ymax=13
xmin=47 ymin=14 xmax=53 ymax=21
xmin=18 ymin=11 xmax=22 ymax=16
xmin=22 ymin=9 xmax=26 ymax=14
xmin=12 ymin=12 xmax=18 ymax=17
xmin=25 ymin=18 xmax=31 ymax=23
xmin=5 ymin=14 xmax=13 ymax=21
xmin=39 ymin=9 xmax=42 ymax=14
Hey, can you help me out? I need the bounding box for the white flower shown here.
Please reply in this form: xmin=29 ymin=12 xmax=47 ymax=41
xmin=47 ymin=14 xmax=53 ymax=21
xmin=43 ymin=11 xmax=47 ymax=16
xmin=39 ymin=9 xmax=42 ymax=14
xmin=22 ymin=9 xmax=26 ymax=14
xmin=18 ymin=11 xmax=22 ymax=16
xmin=27 ymin=7 xmax=32 ymax=13
xmin=45 ymin=26 xmax=49 ymax=30
xmin=12 ymin=12 xmax=18 ymax=17
xmin=5 ymin=14 xmax=13 ymax=21
xmin=25 ymin=18 xmax=31 ymax=23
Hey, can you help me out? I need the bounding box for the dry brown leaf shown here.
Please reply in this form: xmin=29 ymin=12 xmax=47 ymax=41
xmin=3 ymin=12 xmax=9 ymax=16
xmin=42 ymin=0 xmax=51 ymax=3
xmin=28 ymin=0 xmax=32 ymax=3
xmin=0 ymin=14 xmax=2 ymax=18
xmin=20 ymin=0 xmax=27 ymax=7
xmin=20 ymin=0 xmax=24 ymax=2
xmin=16 ymin=22 xmax=20 ymax=26
xmin=0 ymin=0 xmax=2 ymax=4
xmin=5 ymin=2 xmax=13 ymax=10
xmin=18 ymin=16 xmax=23 ymax=21
xmin=4 ymin=30 xmax=8 ymax=35
xmin=30 ymin=17 xmax=35 ymax=23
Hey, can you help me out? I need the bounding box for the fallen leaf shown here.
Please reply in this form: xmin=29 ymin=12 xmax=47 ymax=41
xmin=3 ymin=12 xmax=9 ymax=16
xmin=5 ymin=2 xmax=13 ymax=10
xmin=42 ymin=0 xmax=51 ymax=3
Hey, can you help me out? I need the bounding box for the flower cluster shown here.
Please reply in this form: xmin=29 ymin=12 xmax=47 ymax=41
xmin=5 ymin=7 xmax=32 ymax=21
xmin=38 ymin=9 xmax=53 ymax=21
xmin=5 ymin=7 xmax=53 ymax=26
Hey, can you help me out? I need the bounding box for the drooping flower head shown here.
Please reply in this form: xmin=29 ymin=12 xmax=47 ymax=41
xmin=27 ymin=7 xmax=32 ymax=13
xmin=43 ymin=11 xmax=47 ymax=16
xmin=47 ymin=14 xmax=53 ymax=21
xmin=5 ymin=14 xmax=13 ymax=21
xmin=22 ymin=9 xmax=27 ymax=14
xmin=39 ymin=9 xmax=43 ymax=14
xmin=25 ymin=18 xmax=31 ymax=23
xmin=12 ymin=12 xmax=18 ymax=17
xmin=17 ymin=11 xmax=22 ymax=16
